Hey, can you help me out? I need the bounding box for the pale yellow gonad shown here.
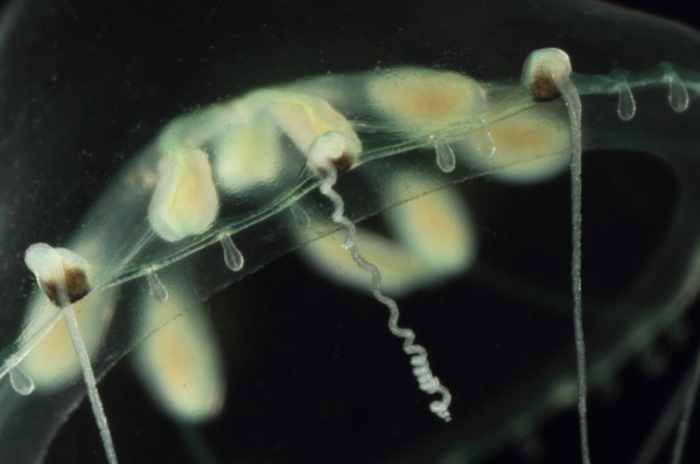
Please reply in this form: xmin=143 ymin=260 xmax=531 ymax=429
xmin=149 ymin=146 xmax=219 ymax=242
xmin=211 ymin=107 xmax=281 ymax=193
xmin=299 ymin=175 xmax=476 ymax=297
xmin=460 ymin=103 xmax=571 ymax=183
xmin=19 ymin=292 xmax=114 ymax=390
xmin=367 ymin=67 xmax=487 ymax=134
xmin=132 ymin=275 xmax=225 ymax=423
xmin=368 ymin=67 xmax=487 ymax=174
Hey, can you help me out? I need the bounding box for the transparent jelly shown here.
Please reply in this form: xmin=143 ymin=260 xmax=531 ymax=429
xmin=0 ymin=1 xmax=699 ymax=463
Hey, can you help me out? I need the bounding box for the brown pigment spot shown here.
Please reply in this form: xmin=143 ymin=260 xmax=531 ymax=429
xmin=40 ymin=267 xmax=91 ymax=307
xmin=530 ymin=70 xmax=561 ymax=102
xmin=331 ymin=151 xmax=355 ymax=176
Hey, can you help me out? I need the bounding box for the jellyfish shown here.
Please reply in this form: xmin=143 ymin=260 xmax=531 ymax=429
xmin=0 ymin=0 xmax=700 ymax=463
